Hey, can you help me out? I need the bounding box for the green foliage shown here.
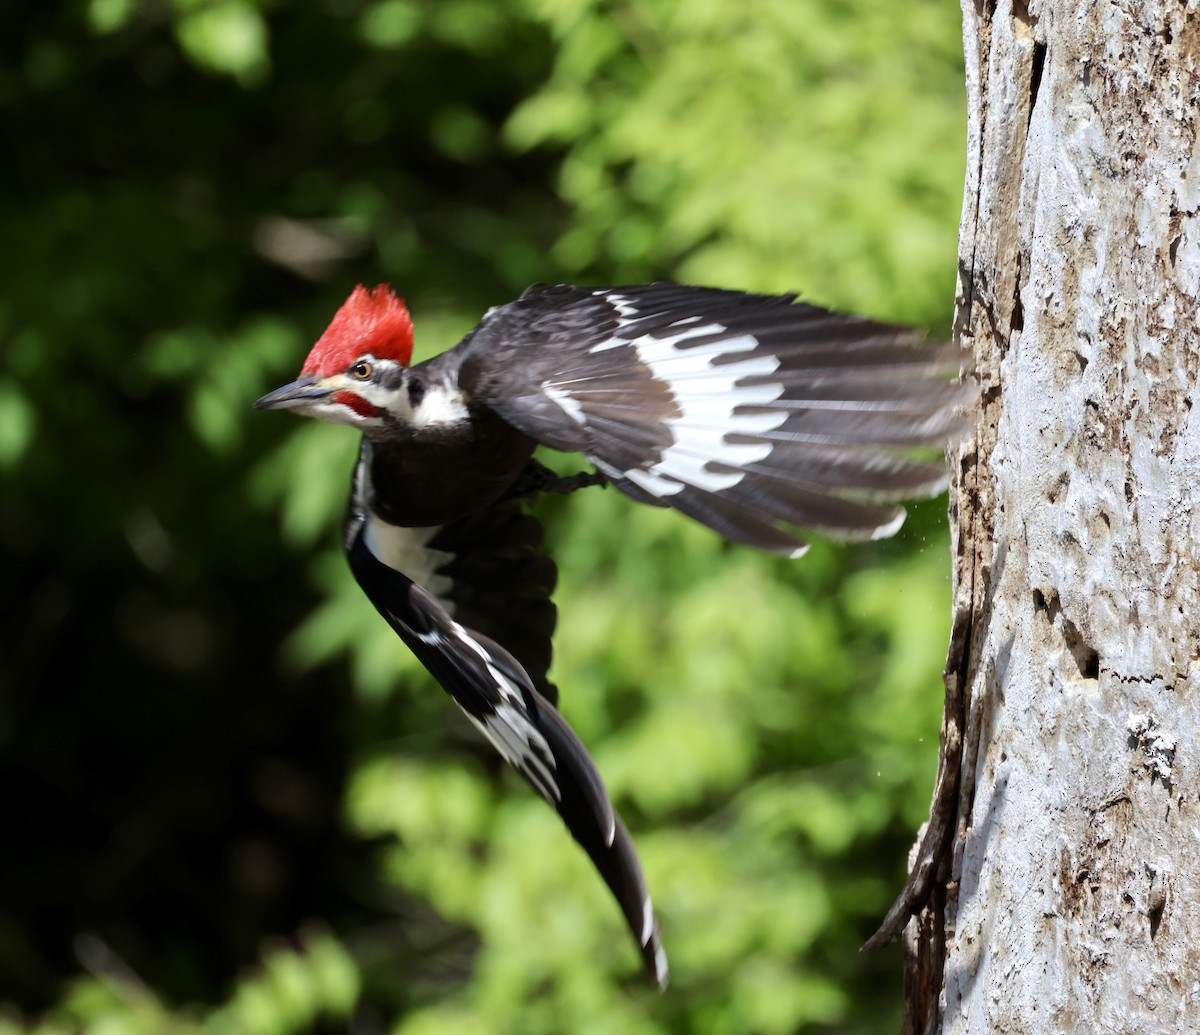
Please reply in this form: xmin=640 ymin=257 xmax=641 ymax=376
xmin=0 ymin=380 xmax=36 ymax=467
xmin=509 ymin=0 xmax=964 ymax=321
xmin=0 ymin=0 xmax=964 ymax=1033
xmin=10 ymin=929 xmax=358 ymax=1035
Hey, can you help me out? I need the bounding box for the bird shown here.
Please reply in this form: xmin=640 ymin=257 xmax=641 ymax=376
xmin=255 ymin=281 xmax=967 ymax=987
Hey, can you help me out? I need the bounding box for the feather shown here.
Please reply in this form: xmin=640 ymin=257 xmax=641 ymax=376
xmin=465 ymin=283 xmax=968 ymax=548
xmin=344 ymin=511 xmax=668 ymax=987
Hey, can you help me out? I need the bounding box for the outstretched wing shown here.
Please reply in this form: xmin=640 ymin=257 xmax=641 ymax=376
xmin=460 ymin=283 xmax=969 ymax=556
xmin=344 ymin=481 xmax=666 ymax=986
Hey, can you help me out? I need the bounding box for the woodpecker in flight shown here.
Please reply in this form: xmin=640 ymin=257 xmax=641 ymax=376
xmin=256 ymin=282 xmax=966 ymax=987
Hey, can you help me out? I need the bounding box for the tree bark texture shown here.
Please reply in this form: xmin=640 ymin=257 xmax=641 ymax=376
xmin=904 ymin=2 xmax=1200 ymax=1032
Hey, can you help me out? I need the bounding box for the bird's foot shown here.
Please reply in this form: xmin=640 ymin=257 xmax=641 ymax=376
xmin=508 ymin=461 xmax=608 ymax=502
xmin=540 ymin=468 xmax=609 ymax=495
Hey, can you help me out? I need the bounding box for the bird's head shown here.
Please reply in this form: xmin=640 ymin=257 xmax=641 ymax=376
xmin=255 ymin=284 xmax=414 ymax=429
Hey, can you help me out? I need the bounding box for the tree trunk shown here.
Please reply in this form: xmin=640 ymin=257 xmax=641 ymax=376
xmin=884 ymin=1 xmax=1200 ymax=1031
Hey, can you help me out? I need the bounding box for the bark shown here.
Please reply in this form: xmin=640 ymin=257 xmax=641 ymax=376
xmin=880 ymin=2 xmax=1200 ymax=1031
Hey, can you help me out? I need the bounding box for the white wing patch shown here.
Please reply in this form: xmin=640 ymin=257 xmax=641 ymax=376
xmin=868 ymin=508 xmax=908 ymax=541
xmin=575 ymin=301 xmax=789 ymax=497
xmin=456 ymin=634 xmax=561 ymax=804
xmin=628 ymin=328 xmax=786 ymax=495
xmin=384 ymin=600 xmax=561 ymax=805
xmin=653 ymin=940 xmax=669 ymax=988
xmin=641 ymin=895 xmax=655 ymax=944
xmin=592 ymin=291 xmax=639 ymax=332
xmin=641 ymin=893 xmax=669 ymax=987
xmin=543 ymin=383 xmax=587 ymax=426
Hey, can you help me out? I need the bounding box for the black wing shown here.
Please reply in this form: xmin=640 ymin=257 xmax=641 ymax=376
xmin=423 ymin=502 xmax=560 ymax=703
xmin=344 ymin=490 xmax=667 ymax=986
xmin=351 ymin=447 xmax=559 ymax=701
xmin=460 ymin=283 xmax=969 ymax=556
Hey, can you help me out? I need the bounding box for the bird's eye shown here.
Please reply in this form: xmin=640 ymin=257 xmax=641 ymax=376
xmin=350 ymin=360 xmax=373 ymax=380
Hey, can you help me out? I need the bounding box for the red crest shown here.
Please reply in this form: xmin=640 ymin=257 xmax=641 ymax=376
xmin=301 ymin=285 xmax=414 ymax=375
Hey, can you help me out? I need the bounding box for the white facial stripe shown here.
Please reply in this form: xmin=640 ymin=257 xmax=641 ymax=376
xmin=292 ymin=358 xmax=407 ymax=429
xmin=303 ymin=399 xmax=381 ymax=428
xmin=322 ymin=361 xmax=463 ymax=429
xmin=342 ymin=358 xmax=406 ymax=407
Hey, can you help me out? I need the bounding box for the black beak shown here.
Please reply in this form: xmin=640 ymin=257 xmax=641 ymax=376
xmin=254 ymin=376 xmax=334 ymax=411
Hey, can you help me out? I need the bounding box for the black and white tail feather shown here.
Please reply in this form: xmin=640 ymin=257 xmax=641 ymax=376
xmin=346 ymin=455 xmax=668 ymax=986
xmin=464 ymin=283 xmax=968 ymax=557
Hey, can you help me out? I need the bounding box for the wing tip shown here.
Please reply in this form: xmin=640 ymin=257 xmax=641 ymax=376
xmin=640 ymin=894 xmax=670 ymax=989
xmin=868 ymin=507 xmax=908 ymax=541
xmin=651 ymin=939 xmax=670 ymax=990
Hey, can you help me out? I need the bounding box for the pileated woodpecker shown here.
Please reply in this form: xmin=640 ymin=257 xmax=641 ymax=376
xmin=256 ymin=282 xmax=966 ymax=986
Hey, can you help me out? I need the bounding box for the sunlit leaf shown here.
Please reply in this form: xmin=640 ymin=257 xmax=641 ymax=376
xmin=174 ymin=0 xmax=270 ymax=85
xmin=0 ymin=381 xmax=35 ymax=467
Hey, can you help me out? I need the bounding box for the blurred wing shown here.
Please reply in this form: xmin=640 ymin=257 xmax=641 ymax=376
xmin=344 ymin=494 xmax=667 ymax=986
xmin=462 ymin=283 xmax=970 ymax=556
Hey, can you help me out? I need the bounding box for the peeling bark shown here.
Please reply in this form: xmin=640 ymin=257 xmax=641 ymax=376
xmin=885 ymin=1 xmax=1200 ymax=1031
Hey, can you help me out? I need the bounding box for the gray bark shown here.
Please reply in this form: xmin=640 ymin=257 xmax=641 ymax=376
xmin=885 ymin=2 xmax=1200 ymax=1032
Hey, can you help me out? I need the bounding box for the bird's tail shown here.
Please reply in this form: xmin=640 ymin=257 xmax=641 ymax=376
xmin=532 ymin=697 xmax=668 ymax=988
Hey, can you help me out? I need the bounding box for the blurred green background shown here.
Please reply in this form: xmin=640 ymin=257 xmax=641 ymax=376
xmin=0 ymin=0 xmax=965 ymax=1032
